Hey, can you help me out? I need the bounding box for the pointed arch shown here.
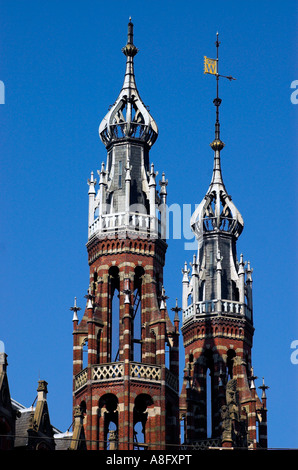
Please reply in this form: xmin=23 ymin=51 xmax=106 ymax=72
xmin=133 ymin=394 xmax=153 ymax=449
xmin=98 ymin=393 xmax=119 ymax=450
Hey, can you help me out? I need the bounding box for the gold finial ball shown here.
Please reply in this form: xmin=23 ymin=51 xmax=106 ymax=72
xmin=210 ymin=139 xmax=225 ymax=151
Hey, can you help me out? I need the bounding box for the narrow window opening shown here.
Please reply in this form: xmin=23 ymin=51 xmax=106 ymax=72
xmin=256 ymin=418 xmax=260 ymax=445
xmin=226 ymin=349 xmax=236 ymax=380
xmin=133 ymin=266 xmax=144 ymax=362
xmin=231 ymin=280 xmax=239 ymax=301
xmin=118 ymin=161 xmax=122 ymax=188
xmin=180 ymin=416 xmax=185 ymax=444
xmin=111 ymin=291 xmax=120 ymax=361
xmin=165 ymin=339 xmax=170 ymax=369
xmin=133 ymin=394 xmax=153 ymax=450
xmin=132 ymin=288 xmax=142 ymax=362
xmin=82 ymin=339 xmax=88 ymax=369
xmin=209 ymin=249 xmax=214 ymax=276
xmin=206 ymin=368 xmax=212 ymax=438
xmin=99 ymin=394 xmax=118 ymax=451
xmin=109 ymin=266 xmax=120 ymax=362
xmin=204 ymin=350 xmax=214 ymax=438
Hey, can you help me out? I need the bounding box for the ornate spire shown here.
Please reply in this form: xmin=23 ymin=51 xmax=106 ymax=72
xmin=99 ymin=18 xmax=158 ymax=147
xmin=190 ymin=33 xmax=243 ymax=241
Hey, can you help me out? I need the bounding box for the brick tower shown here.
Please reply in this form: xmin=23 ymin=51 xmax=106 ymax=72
xmin=179 ymin=36 xmax=268 ymax=449
xmin=71 ymin=19 xmax=180 ymax=451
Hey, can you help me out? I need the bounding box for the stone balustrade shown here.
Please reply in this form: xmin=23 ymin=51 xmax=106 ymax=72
xmin=74 ymin=361 xmax=178 ymax=392
xmin=183 ymin=299 xmax=252 ymax=324
xmin=89 ymin=212 xmax=160 ymax=237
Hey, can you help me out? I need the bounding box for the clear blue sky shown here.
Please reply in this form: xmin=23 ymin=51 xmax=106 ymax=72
xmin=0 ymin=0 xmax=297 ymax=449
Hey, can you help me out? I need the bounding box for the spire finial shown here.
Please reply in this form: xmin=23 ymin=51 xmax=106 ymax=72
xmin=160 ymin=285 xmax=168 ymax=310
xmin=249 ymin=367 xmax=258 ymax=390
xmin=85 ymin=287 xmax=94 ymax=309
xmin=122 ymin=278 xmax=131 ymax=305
xmin=171 ymin=298 xmax=181 ymax=322
xmin=99 ymin=20 xmax=158 ymax=147
xmin=70 ymin=296 xmax=81 ymax=322
xmin=122 ymin=18 xmax=138 ymax=57
xmin=204 ymin=33 xmax=236 ymax=150
xmin=258 ymin=377 xmax=269 ymax=399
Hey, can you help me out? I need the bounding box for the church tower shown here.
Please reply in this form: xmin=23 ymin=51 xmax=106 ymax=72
xmin=180 ymin=35 xmax=268 ymax=449
xmin=71 ymin=19 xmax=180 ymax=451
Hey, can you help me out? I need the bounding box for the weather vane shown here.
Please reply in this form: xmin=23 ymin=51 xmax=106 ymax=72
xmin=204 ymin=33 xmax=236 ymax=142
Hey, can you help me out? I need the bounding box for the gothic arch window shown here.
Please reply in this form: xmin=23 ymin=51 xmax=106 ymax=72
xmin=99 ymin=393 xmax=118 ymax=450
xmin=108 ymin=266 xmax=120 ymax=362
xmin=133 ymin=394 xmax=153 ymax=449
xmin=204 ymin=349 xmax=214 ymax=438
xmin=82 ymin=338 xmax=88 ymax=369
xmin=133 ymin=266 xmax=145 ymax=362
xmin=180 ymin=414 xmax=186 ymax=444
xmin=165 ymin=338 xmax=171 ymax=369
